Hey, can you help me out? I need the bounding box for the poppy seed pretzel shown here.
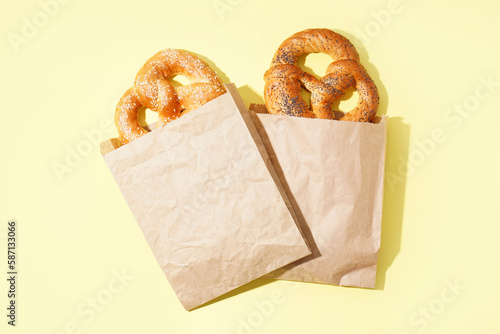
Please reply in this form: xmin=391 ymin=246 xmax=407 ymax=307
xmin=325 ymin=59 xmax=379 ymax=122
xmin=264 ymin=28 xmax=379 ymax=122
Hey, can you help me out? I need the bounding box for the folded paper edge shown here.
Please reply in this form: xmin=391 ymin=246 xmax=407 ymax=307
xmin=249 ymin=103 xmax=386 ymax=125
xmin=224 ymin=85 xmax=312 ymax=256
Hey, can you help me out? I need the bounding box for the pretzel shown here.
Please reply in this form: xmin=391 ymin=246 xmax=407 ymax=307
xmin=325 ymin=59 xmax=379 ymax=122
xmin=264 ymin=64 xmax=356 ymax=119
xmin=264 ymin=28 xmax=379 ymax=122
xmin=270 ymin=28 xmax=360 ymax=67
xmin=115 ymin=49 xmax=226 ymax=144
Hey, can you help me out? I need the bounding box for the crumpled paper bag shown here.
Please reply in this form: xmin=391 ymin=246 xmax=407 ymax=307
xmin=100 ymin=84 xmax=311 ymax=310
xmin=249 ymin=104 xmax=387 ymax=288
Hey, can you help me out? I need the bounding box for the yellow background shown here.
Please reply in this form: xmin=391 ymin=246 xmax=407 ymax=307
xmin=1 ymin=0 xmax=499 ymax=333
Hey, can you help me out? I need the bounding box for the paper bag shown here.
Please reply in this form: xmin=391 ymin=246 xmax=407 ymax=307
xmin=249 ymin=104 xmax=387 ymax=288
xmin=100 ymin=85 xmax=311 ymax=310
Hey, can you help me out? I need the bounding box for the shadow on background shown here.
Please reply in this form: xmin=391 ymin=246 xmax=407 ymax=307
xmin=192 ymin=278 xmax=275 ymax=311
xmin=190 ymin=50 xmax=232 ymax=85
xmin=185 ymin=50 xmax=266 ymax=108
xmin=238 ymin=85 xmax=265 ymax=107
xmin=334 ymin=29 xmax=407 ymax=289
xmin=376 ymin=116 xmax=410 ymax=290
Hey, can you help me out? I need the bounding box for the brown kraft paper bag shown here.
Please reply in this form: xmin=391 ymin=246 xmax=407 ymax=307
xmin=100 ymin=85 xmax=311 ymax=310
xmin=249 ymin=104 xmax=387 ymax=288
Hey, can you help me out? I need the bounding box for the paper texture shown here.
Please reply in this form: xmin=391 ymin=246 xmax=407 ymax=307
xmin=101 ymin=85 xmax=311 ymax=310
xmin=250 ymin=104 xmax=387 ymax=288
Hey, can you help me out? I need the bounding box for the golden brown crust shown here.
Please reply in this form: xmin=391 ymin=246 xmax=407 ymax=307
xmin=115 ymin=49 xmax=226 ymax=144
xmin=264 ymin=28 xmax=378 ymax=122
xmin=264 ymin=64 xmax=316 ymax=118
xmin=327 ymin=60 xmax=379 ymax=122
xmin=270 ymin=28 xmax=360 ymax=67
xmin=115 ymin=87 xmax=148 ymax=144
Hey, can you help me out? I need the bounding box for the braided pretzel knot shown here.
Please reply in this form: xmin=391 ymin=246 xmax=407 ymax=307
xmin=264 ymin=29 xmax=379 ymax=122
xmin=115 ymin=49 xmax=226 ymax=144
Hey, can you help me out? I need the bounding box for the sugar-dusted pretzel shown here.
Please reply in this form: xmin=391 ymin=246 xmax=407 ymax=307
xmin=115 ymin=49 xmax=226 ymax=144
xmin=264 ymin=28 xmax=379 ymax=122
